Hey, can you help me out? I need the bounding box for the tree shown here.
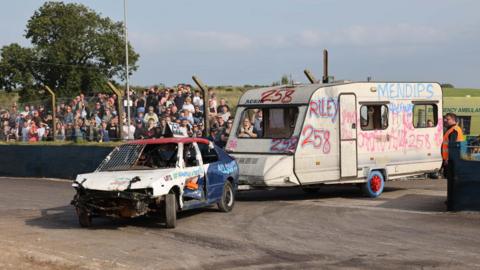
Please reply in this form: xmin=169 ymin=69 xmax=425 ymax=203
xmin=0 ymin=1 xmax=139 ymax=102
xmin=281 ymin=74 xmax=289 ymax=85
xmin=441 ymin=83 xmax=455 ymax=89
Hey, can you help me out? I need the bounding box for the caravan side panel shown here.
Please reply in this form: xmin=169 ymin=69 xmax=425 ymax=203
xmin=294 ymin=87 xmax=340 ymax=184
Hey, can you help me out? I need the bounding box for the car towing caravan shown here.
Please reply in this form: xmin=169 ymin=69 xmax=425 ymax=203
xmin=225 ymin=81 xmax=444 ymax=197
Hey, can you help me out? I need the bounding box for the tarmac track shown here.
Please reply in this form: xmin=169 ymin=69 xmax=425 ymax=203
xmin=0 ymin=177 xmax=479 ymax=270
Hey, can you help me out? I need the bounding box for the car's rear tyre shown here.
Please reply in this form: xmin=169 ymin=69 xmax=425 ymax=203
xmin=76 ymin=207 xmax=92 ymax=228
xmin=218 ymin=181 xmax=235 ymax=212
xmin=362 ymin=171 xmax=385 ymax=198
xmin=165 ymin=193 xmax=177 ymax=229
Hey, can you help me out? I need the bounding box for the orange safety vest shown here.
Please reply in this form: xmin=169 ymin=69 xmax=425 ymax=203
xmin=441 ymin=125 xmax=465 ymax=160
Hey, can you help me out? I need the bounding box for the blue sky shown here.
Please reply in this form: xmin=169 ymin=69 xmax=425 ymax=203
xmin=1 ymin=0 xmax=479 ymax=87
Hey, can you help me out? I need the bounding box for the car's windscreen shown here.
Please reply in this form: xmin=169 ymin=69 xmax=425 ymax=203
xmin=96 ymin=143 xmax=179 ymax=172
xmin=237 ymin=107 xmax=298 ymax=139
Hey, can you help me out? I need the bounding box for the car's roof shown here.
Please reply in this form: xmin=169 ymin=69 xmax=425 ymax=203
xmin=128 ymin=137 xmax=211 ymax=145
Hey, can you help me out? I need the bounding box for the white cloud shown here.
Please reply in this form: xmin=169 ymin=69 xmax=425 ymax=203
xmin=298 ymin=24 xmax=448 ymax=47
xmin=129 ymin=31 xmax=253 ymax=52
xmin=185 ymin=31 xmax=253 ymax=50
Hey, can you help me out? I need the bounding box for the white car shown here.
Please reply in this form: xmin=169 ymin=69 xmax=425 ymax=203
xmin=71 ymin=137 xmax=239 ymax=228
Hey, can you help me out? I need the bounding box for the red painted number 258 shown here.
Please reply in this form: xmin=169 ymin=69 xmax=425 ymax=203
xmin=261 ymin=88 xmax=295 ymax=103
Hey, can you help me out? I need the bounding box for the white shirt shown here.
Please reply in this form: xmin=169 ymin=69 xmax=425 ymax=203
xmin=182 ymin=103 xmax=195 ymax=113
xmin=122 ymin=124 xmax=136 ymax=140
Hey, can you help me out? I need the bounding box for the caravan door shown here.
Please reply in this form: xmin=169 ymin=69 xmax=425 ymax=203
xmin=339 ymin=94 xmax=358 ymax=178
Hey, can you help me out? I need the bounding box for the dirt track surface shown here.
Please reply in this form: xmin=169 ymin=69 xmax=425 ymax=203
xmin=0 ymin=177 xmax=479 ymax=270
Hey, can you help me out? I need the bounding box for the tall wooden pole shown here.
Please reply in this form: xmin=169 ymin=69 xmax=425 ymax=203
xmin=44 ymin=86 xmax=56 ymax=141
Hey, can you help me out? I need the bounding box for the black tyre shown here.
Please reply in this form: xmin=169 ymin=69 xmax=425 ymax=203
xmin=76 ymin=207 xmax=92 ymax=228
xmin=217 ymin=181 xmax=235 ymax=212
xmin=165 ymin=193 xmax=177 ymax=229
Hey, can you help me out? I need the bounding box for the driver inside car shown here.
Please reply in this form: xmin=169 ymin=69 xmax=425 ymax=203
xmin=183 ymin=144 xmax=204 ymax=200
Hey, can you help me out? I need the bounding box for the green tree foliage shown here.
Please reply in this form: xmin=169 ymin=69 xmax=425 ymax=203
xmin=441 ymin=83 xmax=455 ymax=89
xmin=281 ymin=74 xmax=289 ymax=85
xmin=0 ymin=1 xmax=139 ymax=102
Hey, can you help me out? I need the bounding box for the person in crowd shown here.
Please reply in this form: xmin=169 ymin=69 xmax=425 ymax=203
xmin=218 ymin=105 xmax=231 ymax=122
xmin=253 ymin=109 xmax=263 ymax=137
xmin=238 ymin=118 xmax=257 ymax=138
xmin=99 ymin=121 xmax=110 ymax=142
xmin=217 ymin=98 xmax=230 ymax=114
xmin=146 ymin=118 xmax=159 ymax=138
xmin=193 ymin=105 xmax=204 ymax=124
xmin=121 ymin=118 xmax=135 ymax=140
xmin=132 ymin=119 xmax=145 ymax=139
xmin=107 ymin=117 xmax=119 ymax=141
xmin=28 ymin=121 xmax=39 ymax=142
xmin=21 ymin=121 xmax=30 ymax=142
xmin=193 ymin=91 xmax=204 ymax=109
xmin=85 ymin=118 xmax=99 ymax=142
xmin=182 ymin=97 xmax=195 ymax=114
xmin=55 ymin=122 xmax=65 ymax=141
xmin=64 ymin=106 xmax=74 ymax=124
xmin=220 ymin=118 xmax=234 ymax=147
xmin=144 ymin=106 xmax=159 ymax=125
xmin=73 ymin=120 xmax=85 ymax=142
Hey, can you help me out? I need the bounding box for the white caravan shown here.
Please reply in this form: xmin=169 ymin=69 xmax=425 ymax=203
xmin=226 ymin=82 xmax=443 ymax=197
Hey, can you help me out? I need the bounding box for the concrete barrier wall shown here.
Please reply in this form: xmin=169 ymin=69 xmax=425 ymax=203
xmin=448 ymin=143 xmax=480 ymax=211
xmin=0 ymin=145 xmax=114 ymax=180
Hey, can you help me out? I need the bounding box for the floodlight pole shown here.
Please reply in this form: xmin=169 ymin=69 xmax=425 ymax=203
xmin=44 ymin=86 xmax=56 ymax=141
xmin=124 ymin=0 xmax=132 ymax=139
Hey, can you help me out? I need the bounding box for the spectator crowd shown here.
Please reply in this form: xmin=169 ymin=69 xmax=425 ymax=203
xmin=0 ymin=84 xmax=235 ymax=148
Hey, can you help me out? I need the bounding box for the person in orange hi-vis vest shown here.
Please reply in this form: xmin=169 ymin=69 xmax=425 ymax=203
xmin=442 ymin=113 xmax=465 ymax=209
xmin=442 ymin=113 xmax=465 ymax=167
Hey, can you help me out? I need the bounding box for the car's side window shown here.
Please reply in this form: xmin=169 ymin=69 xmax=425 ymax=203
xmin=183 ymin=143 xmax=199 ymax=167
xmin=198 ymin=143 xmax=219 ymax=164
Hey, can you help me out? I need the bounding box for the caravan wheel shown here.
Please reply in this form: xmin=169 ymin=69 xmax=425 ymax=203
xmin=363 ymin=171 xmax=385 ymax=198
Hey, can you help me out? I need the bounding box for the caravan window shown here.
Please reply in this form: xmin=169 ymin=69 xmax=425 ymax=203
xmin=413 ymin=104 xmax=438 ymax=128
xmin=237 ymin=107 xmax=298 ymax=139
xmin=360 ymin=105 xmax=388 ymax=130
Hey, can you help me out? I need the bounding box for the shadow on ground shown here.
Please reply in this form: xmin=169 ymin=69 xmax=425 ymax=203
xmin=236 ymin=185 xmax=403 ymax=202
xmin=24 ymin=204 xmax=218 ymax=230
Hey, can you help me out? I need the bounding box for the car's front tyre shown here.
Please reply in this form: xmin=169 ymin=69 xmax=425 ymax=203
xmin=76 ymin=207 xmax=92 ymax=228
xmin=164 ymin=193 xmax=177 ymax=228
xmin=217 ymin=181 xmax=235 ymax=212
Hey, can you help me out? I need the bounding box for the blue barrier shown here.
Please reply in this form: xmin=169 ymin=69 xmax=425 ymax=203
xmin=0 ymin=145 xmax=114 ymax=180
xmin=447 ymin=141 xmax=480 ymax=211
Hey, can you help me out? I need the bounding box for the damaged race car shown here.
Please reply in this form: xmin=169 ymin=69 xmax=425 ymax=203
xmin=71 ymin=137 xmax=239 ymax=228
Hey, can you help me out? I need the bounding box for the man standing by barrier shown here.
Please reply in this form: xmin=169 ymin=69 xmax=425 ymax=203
xmin=442 ymin=113 xmax=465 ymax=210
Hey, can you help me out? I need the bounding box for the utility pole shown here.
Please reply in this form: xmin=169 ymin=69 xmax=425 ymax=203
xmin=123 ymin=0 xmax=132 ymax=140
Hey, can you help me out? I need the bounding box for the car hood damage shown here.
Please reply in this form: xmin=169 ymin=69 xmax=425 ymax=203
xmin=74 ymin=168 xmax=176 ymax=192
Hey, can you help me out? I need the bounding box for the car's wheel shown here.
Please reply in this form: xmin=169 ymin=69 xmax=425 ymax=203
xmin=165 ymin=193 xmax=177 ymax=229
xmin=76 ymin=207 xmax=92 ymax=228
xmin=218 ymin=181 xmax=235 ymax=212
xmin=362 ymin=171 xmax=385 ymax=198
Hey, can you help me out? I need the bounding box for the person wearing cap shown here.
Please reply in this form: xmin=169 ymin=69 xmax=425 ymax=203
xmin=207 ymin=127 xmax=222 ymax=146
